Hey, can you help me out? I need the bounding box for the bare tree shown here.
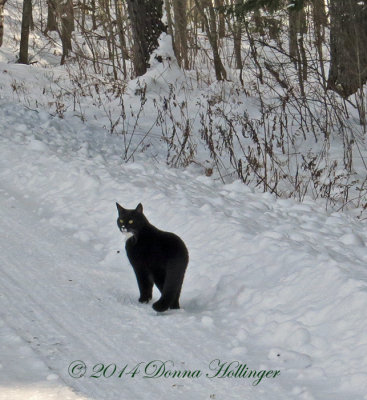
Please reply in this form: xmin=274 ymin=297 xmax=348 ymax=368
xmin=0 ymin=0 xmax=7 ymax=47
xmin=328 ymin=0 xmax=367 ymax=98
xmin=91 ymin=0 xmax=97 ymax=30
xmin=225 ymin=0 xmax=243 ymax=71
xmin=115 ymin=0 xmax=129 ymax=77
xmin=311 ymin=0 xmax=327 ymax=86
xmin=45 ymin=0 xmax=57 ymax=33
xmin=288 ymin=6 xmax=306 ymax=59
xmin=194 ymin=0 xmax=226 ymax=81
xmin=214 ymin=0 xmax=225 ymax=39
xmin=172 ymin=0 xmax=189 ymax=69
xmin=59 ymin=0 xmax=74 ymax=64
xmin=126 ymin=0 xmax=166 ymax=76
xmin=19 ymin=0 xmax=32 ymax=64
xmin=44 ymin=0 xmax=74 ymax=64
xmin=288 ymin=5 xmax=307 ymax=94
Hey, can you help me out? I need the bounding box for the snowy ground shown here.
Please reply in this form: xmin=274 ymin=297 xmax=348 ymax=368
xmin=1 ymin=96 xmax=367 ymax=400
xmin=1 ymin=7 xmax=367 ymax=397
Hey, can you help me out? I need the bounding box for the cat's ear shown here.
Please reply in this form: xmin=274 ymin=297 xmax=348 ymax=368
xmin=136 ymin=203 xmax=143 ymax=214
xmin=116 ymin=202 xmax=125 ymax=214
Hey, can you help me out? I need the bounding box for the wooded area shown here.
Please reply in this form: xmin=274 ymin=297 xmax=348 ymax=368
xmin=1 ymin=0 xmax=366 ymax=99
xmin=1 ymin=0 xmax=367 ymax=209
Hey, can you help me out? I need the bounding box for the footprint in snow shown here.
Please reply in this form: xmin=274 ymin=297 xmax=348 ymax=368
xmin=268 ymin=348 xmax=312 ymax=369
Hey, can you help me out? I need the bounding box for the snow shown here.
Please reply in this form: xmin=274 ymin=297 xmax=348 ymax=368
xmin=1 ymin=97 xmax=367 ymax=400
xmin=1 ymin=6 xmax=367 ymax=400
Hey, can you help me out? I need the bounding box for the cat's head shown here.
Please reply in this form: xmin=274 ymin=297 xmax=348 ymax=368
xmin=116 ymin=202 xmax=147 ymax=235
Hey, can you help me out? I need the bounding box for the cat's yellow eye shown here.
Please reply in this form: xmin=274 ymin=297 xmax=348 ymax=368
xmin=119 ymin=219 xmax=124 ymax=223
xmin=128 ymin=220 xmax=133 ymax=224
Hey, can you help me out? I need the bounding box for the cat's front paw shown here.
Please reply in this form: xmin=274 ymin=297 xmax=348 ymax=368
xmin=152 ymin=300 xmax=169 ymax=312
xmin=138 ymin=295 xmax=151 ymax=303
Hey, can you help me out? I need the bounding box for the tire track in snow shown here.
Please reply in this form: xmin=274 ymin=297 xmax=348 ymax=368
xmin=0 ymin=188 xmax=155 ymax=400
xmin=0 ymin=186 xmax=254 ymax=400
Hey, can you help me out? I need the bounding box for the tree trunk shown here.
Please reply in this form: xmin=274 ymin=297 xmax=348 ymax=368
xmin=91 ymin=0 xmax=97 ymax=30
xmin=233 ymin=21 xmax=242 ymax=70
xmin=80 ymin=0 xmax=86 ymax=31
xmin=164 ymin=0 xmax=176 ymax=61
xmin=126 ymin=0 xmax=166 ymax=77
xmin=214 ymin=0 xmax=225 ymax=39
xmin=226 ymin=0 xmax=243 ymax=70
xmin=328 ymin=0 xmax=367 ymax=98
xmin=288 ymin=7 xmax=306 ymax=59
xmin=0 ymin=0 xmax=7 ymax=47
xmin=115 ymin=0 xmax=129 ymax=77
xmin=45 ymin=0 xmax=57 ymax=33
xmin=194 ymin=0 xmax=226 ymax=81
xmin=312 ymin=0 xmax=327 ymax=86
xmin=172 ymin=0 xmax=189 ymax=69
xmin=59 ymin=0 xmax=74 ymax=64
xmin=19 ymin=0 xmax=32 ymax=64
xmin=289 ymin=6 xmax=307 ymax=92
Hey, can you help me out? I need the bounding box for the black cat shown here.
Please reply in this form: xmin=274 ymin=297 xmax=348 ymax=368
xmin=116 ymin=203 xmax=189 ymax=312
